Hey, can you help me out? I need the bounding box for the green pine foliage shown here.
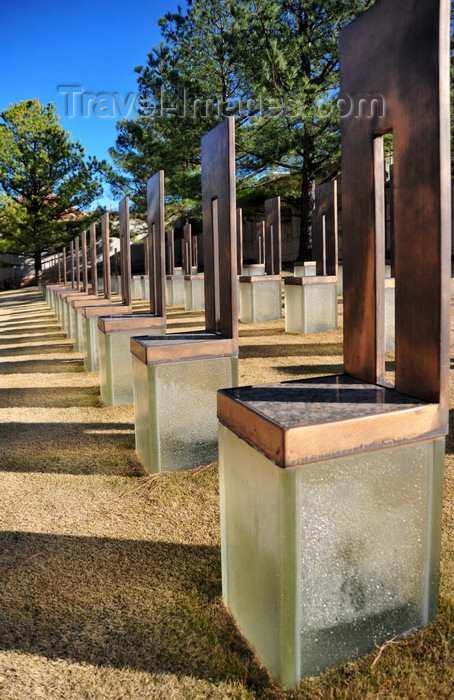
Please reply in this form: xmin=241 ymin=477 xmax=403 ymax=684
xmin=110 ymin=0 xmax=242 ymax=225
xmin=108 ymin=0 xmax=374 ymax=256
xmin=0 ymin=99 xmax=107 ymax=279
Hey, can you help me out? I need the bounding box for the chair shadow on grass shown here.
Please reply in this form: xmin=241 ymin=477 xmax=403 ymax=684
xmin=0 ymin=420 xmax=138 ymax=475
xmin=0 ymin=343 xmax=73 ymax=357
xmin=275 ymin=359 xmax=395 ymax=379
xmin=0 ymin=306 xmax=55 ymax=317
xmin=275 ymin=363 xmax=344 ymax=377
xmin=0 ymin=357 xmax=83 ymax=374
xmin=0 ymin=332 xmax=67 ymax=345
xmin=240 ymin=341 xmax=343 ymax=359
xmin=0 ymin=531 xmax=267 ymax=686
xmin=166 ymin=319 xmax=208 ymax=330
xmin=239 ymin=327 xmax=288 ymax=338
xmin=0 ymin=319 xmax=61 ymax=332
xmin=0 ymin=295 xmax=45 ymax=307
xmin=0 ymin=386 xmax=100 ymax=409
xmin=1 ymin=308 xmax=57 ymax=318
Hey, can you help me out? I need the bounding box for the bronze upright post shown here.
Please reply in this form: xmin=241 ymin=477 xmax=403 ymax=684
xmin=75 ymin=237 xmax=80 ymax=290
xmin=70 ymin=241 xmax=75 ymax=288
xmin=90 ymin=223 xmax=98 ymax=297
xmin=81 ymin=231 xmax=88 ymax=293
xmin=166 ymin=229 xmax=175 ymax=275
xmin=312 ymin=181 xmax=338 ymax=278
xmin=264 ymin=197 xmax=281 ymax=277
xmin=118 ymin=199 xmax=131 ymax=307
xmin=236 ymin=209 xmax=243 ymax=275
xmin=183 ymin=222 xmax=192 ymax=275
xmin=202 ymin=117 xmax=238 ymax=341
xmin=340 ymin=0 xmax=450 ymax=415
xmin=192 ymin=235 xmax=198 ymax=269
xmin=147 ymin=171 xmax=166 ymax=319
xmin=257 ymin=222 xmax=264 ymax=264
xmin=101 ymin=213 xmax=111 ymax=301
xmin=62 ymin=248 xmax=67 ymax=287
xmin=144 ymin=237 xmax=149 ymax=276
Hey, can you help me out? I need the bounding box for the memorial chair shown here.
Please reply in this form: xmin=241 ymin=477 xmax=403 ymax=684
xmin=130 ymin=118 xmax=238 ymax=473
xmin=285 ymin=180 xmax=338 ymax=333
xmin=51 ymin=239 xmax=91 ymax=335
xmin=97 ymin=180 xmax=167 ymax=405
xmin=182 ymin=221 xmax=204 ymax=310
xmin=239 ymin=196 xmax=282 ymax=322
xmin=217 ymin=0 xmax=450 ymax=686
xmin=67 ymin=228 xmax=117 ymax=352
xmin=241 ymin=216 xmax=266 ymax=276
xmin=47 ymin=238 xmax=93 ymax=336
xmin=165 ymin=228 xmax=185 ymax=306
xmin=80 ymin=215 xmax=135 ymax=371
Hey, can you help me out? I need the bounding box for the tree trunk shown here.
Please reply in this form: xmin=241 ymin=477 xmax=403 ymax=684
xmin=34 ymin=250 xmax=42 ymax=283
xmin=297 ymin=157 xmax=316 ymax=263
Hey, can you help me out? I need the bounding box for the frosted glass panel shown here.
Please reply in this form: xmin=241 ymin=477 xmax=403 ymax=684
xmin=285 ymin=285 xmax=304 ymax=333
xmin=385 ymin=282 xmax=395 ymax=352
xmin=219 ymin=424 xmax=299 ymax=687
xmin=99 ymin=327 xmax=165 ymax=406
xmin=61 ymin=296 xmax=79 ymax=334
xmin=133 ymin=354 xmax=152 ymax=468
xmin=305 ymin=283 xmax=337 ymax=332
xmin=242 ymin=264 xmax=266 ymax=276
xmin=298 ymin=442 xmax=432 ymax=676
xmin=111 ymin=276 xmax=120 ymax=294
xmin=134 ymin=355 xmax=238 ymax=472
xmin=156 ymin=357 xmax=235 ymax=468
xmin=67 ymin=300 xmax=83 ymax=340
xmin=239 ymin=280 xmax=282 ymax=323
xmin=294 ymin=262 xmax=316 ymax=277
xmin=60 ymin=296 xmax=67 ymax=324
xmin=75 ymin=308 xmax=84 ymax=351
xmin=254 ymin=280 xmax=281 ymax=322
xmin=141 ymin=276 xmax=150 ymax=300
xmin=63 ymin=299 xmax=71 ymax=334
xmin=83 ymin=317 xmax=99 ymax=371
xmin=166 ymin=277 xmax=185 ymax=306
xmin=56 ymin=296 xmax=63 ymax=324
xmin=60 ymin=297 xmax=67 ymax=327
xmin=98 ymin=328 xmax=109 ymax=399
xmin=337 ymin=265 xmax=343 ymax=295
xmin=184 ymin=277 xmax=205 ymax=310
xmin=239 ymin=282 xmax=253 ymax=323
xmin=220 ymin=422 xmax=444 ymax=687
xmin=131 ymin=277 xmax=142 ymax=299
xmin=285 ymin=282 xmax=337 ymax=334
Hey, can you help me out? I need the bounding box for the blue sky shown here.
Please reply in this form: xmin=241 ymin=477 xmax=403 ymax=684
xmin=0 ymin=0 xmax=179 ymax=209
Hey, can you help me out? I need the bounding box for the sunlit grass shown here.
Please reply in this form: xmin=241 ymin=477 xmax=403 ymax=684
xmin=0 ymin=287 xmax=452 ymax=699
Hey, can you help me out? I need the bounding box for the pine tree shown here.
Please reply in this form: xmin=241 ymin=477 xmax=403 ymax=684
xmin=0 ymin=99 xmax=106 ymax=280
xmin=109 ymin=0 xmax=374 ymax=258
xmin=109 ymin=0 xmax=244 ymax=225
xmin=234 ymin=0 xmax=377 ymax=259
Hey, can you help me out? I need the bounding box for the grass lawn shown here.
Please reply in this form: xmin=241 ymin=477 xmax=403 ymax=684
xmin=0 ymin=286 xmax=452 ymax=699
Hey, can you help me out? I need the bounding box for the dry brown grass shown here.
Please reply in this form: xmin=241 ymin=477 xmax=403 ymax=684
xmin=0 ymin=286 xmax=453 ymax=699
